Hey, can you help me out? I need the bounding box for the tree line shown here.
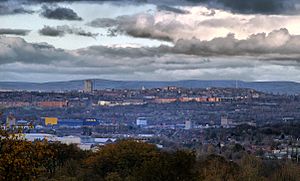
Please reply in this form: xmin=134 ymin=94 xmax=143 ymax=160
xmin=0 ymin=130 xmax=299 ymax=181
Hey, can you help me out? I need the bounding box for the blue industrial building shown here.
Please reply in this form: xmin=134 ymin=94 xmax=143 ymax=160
xmin=83 ymin=118 xmax=100 ymax=126
xmin=57 ymin=119 xmax=83 ymax=128
xmin=54 ymin=118 xmax=100 ymax=128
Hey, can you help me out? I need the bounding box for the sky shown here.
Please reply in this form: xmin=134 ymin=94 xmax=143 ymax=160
xmin=0 ymin=0 xmax=300 ymax=82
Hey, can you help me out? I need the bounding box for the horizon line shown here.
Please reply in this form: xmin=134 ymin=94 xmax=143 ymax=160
xmin=0 ymin=79 xmax=299 ymax=84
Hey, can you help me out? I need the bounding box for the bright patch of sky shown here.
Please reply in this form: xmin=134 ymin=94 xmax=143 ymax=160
xmin=0 ymin=2 xmax=170 ymax=50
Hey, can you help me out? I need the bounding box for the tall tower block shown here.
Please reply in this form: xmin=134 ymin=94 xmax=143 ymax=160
xmin=84 ymin=80 xmax=93 ymax=93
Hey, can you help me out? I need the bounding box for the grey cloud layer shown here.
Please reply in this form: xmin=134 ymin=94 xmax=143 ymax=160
xmin=40 ymin=5 xmax=82 ymax=20
xmin=172 ymin=29 xmax=300 ymax=58
xmin=77 ymin=28 xmax=300 ymax=61
xmin=0 ymin=28 xmax=31 ymax=36
xmin=1 ymin=28 xmax=300 ymax=66
xmin=0 ymin=31 xmax=300 ymax=81
xmin=39 ymin=25 xmax=98 ymax=37
xmin=0 ymin=36 xmax=71 ymax=65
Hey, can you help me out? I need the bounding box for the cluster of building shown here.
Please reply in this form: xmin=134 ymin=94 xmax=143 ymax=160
xmin=152 ymin=97 xmax=221 ymax=104
xmin=220 ymin=116 xmax=257 ymax=128
xmin=0 ymin=101 xmax=68 ymax=108
xmin=1 ymin=80 xmax=299 ymax=156
xmin=44 ymin=117 xmax=101 ymax=127
xmin=18 ymin=133 xmax=116 ymax=150
xmin=3 ymin=115 xmax=102 ymax=130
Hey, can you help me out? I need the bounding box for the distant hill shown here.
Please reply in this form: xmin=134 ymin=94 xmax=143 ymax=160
xmin=0 ymin=79 xmax=299 ymax=94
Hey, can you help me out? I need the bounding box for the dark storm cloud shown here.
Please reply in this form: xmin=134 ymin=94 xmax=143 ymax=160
xmin=187 ymin=0 xmax=298 ymax=15
xmin=0 ymin=0 xmax=298 ymax=16
xmin=157 ymin=5 xmax=189 ymax=14
xmin=40 ymin=5 xmax=82 ymax=20
xmin=39 ymin=25 xmax=98 ymax=37
xmin=33 ymin=0 xmax=300 ymax=15
xmin=0 ymin=28 xmax=31 ymax=36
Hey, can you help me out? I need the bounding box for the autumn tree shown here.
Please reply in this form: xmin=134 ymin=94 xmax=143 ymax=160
xmin=270 ymin=161 xmax=300 ymax=181
xmin=197 ymin=154 xmax=239 ymax=181
xmin=83 ymin=140 xmax=159 ymax=180
xmin=0 ymin=129 xmax=88 ymax=181
xmin=237 ymin=154 xmax=265 ymax=181
xmin=83 ymin=140 xmax=197 ymax=181
xmin=0 ymin=131 xmax=55 ymax=181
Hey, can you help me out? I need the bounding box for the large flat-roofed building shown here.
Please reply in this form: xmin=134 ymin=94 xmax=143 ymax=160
xmin=23 ymin=133 xmax=59 ymax=142
xmin=136 ymin=117 xmax=148 ymax=127
xmin=57 ymin=119 xmax=83 ymax=128
xmin=84 ymin=80 xmax=93 ymax=93
xmin=44 ymin=117 xmax=58 ymax=126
